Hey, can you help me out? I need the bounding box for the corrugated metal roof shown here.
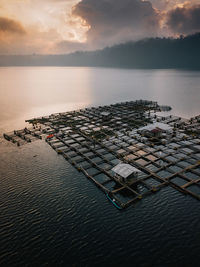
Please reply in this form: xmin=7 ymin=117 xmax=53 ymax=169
xmin=139 ymin=122 xmax=172 ymax=132
xmin=101 ymin=112 xmax=110 ymax=116
xmin=112 ymin=163 xmax=141 ymax=178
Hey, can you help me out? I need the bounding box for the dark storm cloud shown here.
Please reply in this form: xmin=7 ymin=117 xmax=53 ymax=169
xmin=166 ymin=4 xmax=200 ymax=34
xmin=0 ymin=17 xmax=26 ymax=34
xmin=73 ymin=0 xmax=160 ymax=47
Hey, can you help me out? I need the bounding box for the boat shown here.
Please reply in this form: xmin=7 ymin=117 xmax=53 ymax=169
xmin=106 ymin=193 xmax=123 ymax=210
xmin=46 ymin=134 xmax=54 ymax=139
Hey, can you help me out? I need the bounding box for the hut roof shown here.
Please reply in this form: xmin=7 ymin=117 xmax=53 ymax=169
xmin=139 ymin=122 xmax=172 ymax=132
xmin=112 ymin=163 xmax=141 ymax=179
xmin=101 ymin=112 xmax=110 ymax=116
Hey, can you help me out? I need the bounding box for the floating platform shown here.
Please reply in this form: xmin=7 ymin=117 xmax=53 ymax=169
xmin=4 ymin=100 xmax=200 ymax=209
xmin=3 ymin=126 xmax=45 ymax=146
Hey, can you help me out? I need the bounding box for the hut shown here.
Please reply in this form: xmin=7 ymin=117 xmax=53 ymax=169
xmin=111 ymin=163 xmax=141 ymax=183
xmin=138 ymin=122 xmax=172 ymax=138
xmin=100 ymin=111 xmax=111 ymax=120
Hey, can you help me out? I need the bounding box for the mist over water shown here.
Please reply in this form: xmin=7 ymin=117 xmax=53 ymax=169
xmin=1 ymin=67 xmax=200 ymax=266
xmin=1 ymin=67 xmax=200 ymax=133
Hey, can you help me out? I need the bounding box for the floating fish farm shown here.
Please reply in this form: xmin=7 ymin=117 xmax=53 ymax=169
xmin=4 ymin=100 xmax=200 ymax=209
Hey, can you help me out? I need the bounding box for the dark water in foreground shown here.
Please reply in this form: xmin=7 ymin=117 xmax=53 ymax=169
xmin=1 ymin=67 xmax=200 ymax=266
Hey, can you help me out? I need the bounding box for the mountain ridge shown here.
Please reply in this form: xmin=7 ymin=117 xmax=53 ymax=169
xmin=1 ymin=33 xmax=200 ymax=69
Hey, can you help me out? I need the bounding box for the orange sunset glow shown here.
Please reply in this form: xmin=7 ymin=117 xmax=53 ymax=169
xmin=0 ymin=0 xmax=200 ymax=54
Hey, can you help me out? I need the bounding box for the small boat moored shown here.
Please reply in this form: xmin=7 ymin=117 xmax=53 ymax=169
xmin=106 ymin=193 xmax=123 ymax=210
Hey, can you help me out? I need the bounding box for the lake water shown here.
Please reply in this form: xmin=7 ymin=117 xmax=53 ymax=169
xmin=1 ymin=67 xmax=200 ymax=133
xmin=0 ymin=67 xmax=200 ymax=266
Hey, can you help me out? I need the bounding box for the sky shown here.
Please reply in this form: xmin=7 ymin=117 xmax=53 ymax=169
xmin=0 ymin=0 xmax=200 ymax=54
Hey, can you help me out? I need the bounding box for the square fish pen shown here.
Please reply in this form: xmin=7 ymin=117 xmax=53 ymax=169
xmin=4 ymin=100 xmax=200 ymax=209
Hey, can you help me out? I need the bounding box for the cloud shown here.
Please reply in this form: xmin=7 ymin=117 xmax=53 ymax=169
xmin=149 ymin=0 xmax=170 ymax=10
xmin=0 ymin=0 xmax=88 ymax=54
xmin=0 ymin=0 xmax=200 ymax=55
xmin=0 ymin=16 xmax=26 ymax=34
xmin=73 ymin=0 xmax=161 ymax=48
xmin=149 ymin=0 xmax=200 ymax=11
xmin=166 ymin=4 xmax=200 ymax=34
xmin=54 ymin=40 xmax=87 ymax=53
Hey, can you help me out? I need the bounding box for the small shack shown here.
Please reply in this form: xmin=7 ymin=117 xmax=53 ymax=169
xmin=111 ymin=163 xmax=141 ymax=183
xmin=100 ymin=112 xmax=111 ymax=120
xmin=138 ymin=122 xmax=172 ymax=138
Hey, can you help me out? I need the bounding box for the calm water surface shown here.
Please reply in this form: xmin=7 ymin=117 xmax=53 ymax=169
xmin=0 ymin=67 xmax=200 ymax=267
xmin=1 ymin=67 xmax=200 ymax=132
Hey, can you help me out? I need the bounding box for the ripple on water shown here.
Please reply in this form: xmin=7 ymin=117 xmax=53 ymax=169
xmin=1 ymin=140 xmax=200 ymax=266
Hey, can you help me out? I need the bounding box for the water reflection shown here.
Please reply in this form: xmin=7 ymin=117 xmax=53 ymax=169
xmin=0 ymin=67 xmax=200 ymax=133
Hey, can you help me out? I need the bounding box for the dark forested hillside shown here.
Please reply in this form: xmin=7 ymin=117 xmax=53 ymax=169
xmin=1 ymin=33 xmax=200 ymax=69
